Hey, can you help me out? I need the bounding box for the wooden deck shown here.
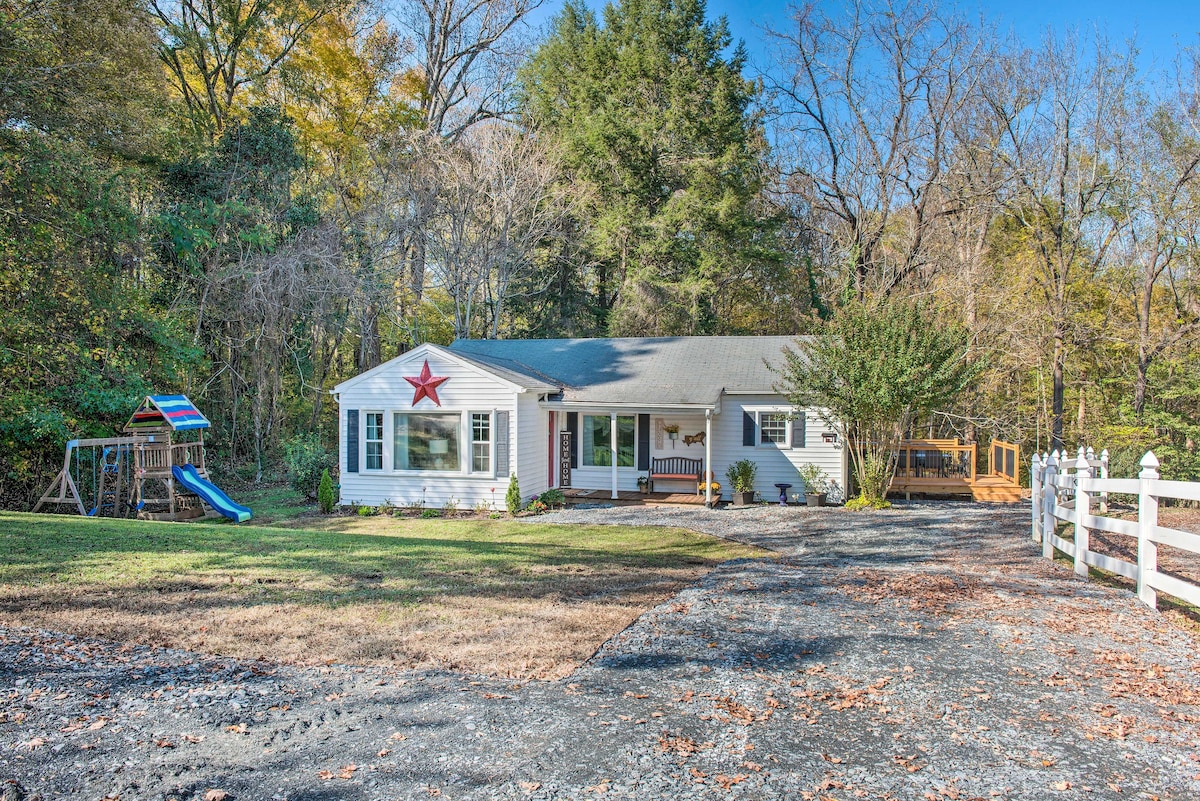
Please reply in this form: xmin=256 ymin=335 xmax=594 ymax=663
xmin=887 ymin=439 xmax=1023 ymax=503
xmin=562 ymin=488 xmax=708 ymax=507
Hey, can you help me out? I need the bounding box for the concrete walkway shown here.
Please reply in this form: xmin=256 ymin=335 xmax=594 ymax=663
xmin=3 ymin=502 xmax=1198 ymax=800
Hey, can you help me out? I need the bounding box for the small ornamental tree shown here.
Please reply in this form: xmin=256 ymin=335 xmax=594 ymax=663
xmin=505 ymin=473 xmax=522 ymax=515
xmin=317 ymin=468 xmax=336 ymax=514
xmin=779 ymin=297 xmax=984 ymax=508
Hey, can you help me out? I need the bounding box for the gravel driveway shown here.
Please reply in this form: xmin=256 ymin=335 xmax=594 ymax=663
xmin=3 ymin=502 xmax=1199 ymax=800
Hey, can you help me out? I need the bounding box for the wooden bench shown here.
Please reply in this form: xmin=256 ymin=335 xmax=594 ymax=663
xmin=650 ymin=457 xmax=703 ymax=493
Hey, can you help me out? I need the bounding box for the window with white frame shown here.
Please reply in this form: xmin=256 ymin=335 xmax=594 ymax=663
xmin=470 ymin=412 xmax=491 ymax=473
xmin=393 ymin=412 xmax=460 ymax=471
xmin=364 ymin=412 xmax=384 ymax=470
xmin=582 ymin=414 xmax=635 ymax=467
xmin=747 ymin=407 xmax=805 ymax=449
xmin=759 ymin=413 xmax=789 ymax=445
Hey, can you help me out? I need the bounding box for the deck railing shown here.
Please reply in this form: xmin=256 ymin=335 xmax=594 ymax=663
xmin=893 ymin=440 xmax=977 ymax=485
xmin=989 ymin=440 xmax=1020 ymax=484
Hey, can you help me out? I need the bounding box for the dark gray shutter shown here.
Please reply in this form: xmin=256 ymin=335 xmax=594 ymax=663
xmin=742 ymin=411 xmax=755 ymax=446
xmin=494 ymin=410 xmax=510 ymax=477
xmin=346 ymin=409 xmax=359 ymax=473
xmin=566 ymin=412 xmax=578 ymax=468
xmin=791 ymin=413 xmax=806 ymax=448
xmin=637 ymin=414 xmax=650 ymax=470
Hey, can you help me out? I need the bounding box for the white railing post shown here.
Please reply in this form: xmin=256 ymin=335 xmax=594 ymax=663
xmin=1042 ymin=452 xmax=1059 ymax=559
xmin=1074 ymin=451 xmax=1092 ymax=578
xmin=1030 ymin=452 xmax=1043 ymax=543
xmin=1137 ymin=451 xmax=1160 ymax=610
xmin=1099 ymin=448 xmax=1110 ymax=514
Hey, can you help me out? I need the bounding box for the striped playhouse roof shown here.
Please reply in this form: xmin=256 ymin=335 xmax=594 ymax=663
xmin=124 ymin=395 xmax=210 ymax=432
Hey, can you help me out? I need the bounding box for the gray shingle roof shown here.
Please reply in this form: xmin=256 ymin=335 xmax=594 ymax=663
xmin=449 ymin=336 xmax=806 ymax=406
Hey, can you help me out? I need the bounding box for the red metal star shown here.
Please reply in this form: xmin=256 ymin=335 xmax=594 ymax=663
xmin=404 ymin=359 xmax=450 ymax=407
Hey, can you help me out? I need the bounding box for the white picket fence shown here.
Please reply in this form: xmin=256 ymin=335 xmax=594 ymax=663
xmin=1031 ymin=448 xmax=1200 ymax=611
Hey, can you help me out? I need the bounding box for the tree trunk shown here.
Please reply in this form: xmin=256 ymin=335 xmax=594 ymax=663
xmin=1051 ymin=332 xmax=1065 ymax=453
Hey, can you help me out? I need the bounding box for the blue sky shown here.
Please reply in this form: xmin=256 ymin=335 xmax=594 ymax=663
xmin=530 ymin=0 xmax=1199 ymax=74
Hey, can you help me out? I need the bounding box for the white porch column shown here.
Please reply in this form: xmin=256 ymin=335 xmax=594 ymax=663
xmin=704 ymin=409 xmax=713 ymax=507
xmin=610 ymin=411 xmax=619 ymax=500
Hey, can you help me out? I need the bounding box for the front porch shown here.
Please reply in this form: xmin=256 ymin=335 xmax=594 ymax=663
xmin=561 ymin=487 xmax=709 ymax=507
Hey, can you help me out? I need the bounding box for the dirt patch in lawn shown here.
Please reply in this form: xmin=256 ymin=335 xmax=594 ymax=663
xmin=0 ymin=572 xmax=701 ymax=680
xmin=0 ymin=511 xmax=763 ymax=680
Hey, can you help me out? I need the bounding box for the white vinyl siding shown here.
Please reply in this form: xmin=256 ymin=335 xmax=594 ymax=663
xmin=515 ymin=393 xmax=548 ymax=497
xmin=336 ymin=349 xmax=524 ymax=509
xmin=712 ymin=396 xmax=846 ymax=501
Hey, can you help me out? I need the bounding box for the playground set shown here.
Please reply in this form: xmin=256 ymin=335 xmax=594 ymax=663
xmin=33 ymin=395 xmax=251 ymax=523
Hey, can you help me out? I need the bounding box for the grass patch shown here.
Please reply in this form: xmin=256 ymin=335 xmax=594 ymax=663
xmin=0 ymin=510 xmax=765 ymax=679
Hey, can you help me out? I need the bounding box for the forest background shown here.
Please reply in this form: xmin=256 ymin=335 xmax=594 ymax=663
xmin=1 ymin=0 xmax=1197 ymax=508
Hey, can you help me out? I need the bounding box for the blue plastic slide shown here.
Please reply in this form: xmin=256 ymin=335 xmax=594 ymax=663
xmin=171 ymin=463 xmax=252 ymax=523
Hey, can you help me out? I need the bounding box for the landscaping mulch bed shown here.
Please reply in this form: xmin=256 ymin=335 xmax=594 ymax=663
xmin=3 ymin=502 xmax=1200 ymax=800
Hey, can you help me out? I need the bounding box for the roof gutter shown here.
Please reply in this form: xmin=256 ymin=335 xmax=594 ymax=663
xmin=538 ymin=400 xmax=718 ymax=412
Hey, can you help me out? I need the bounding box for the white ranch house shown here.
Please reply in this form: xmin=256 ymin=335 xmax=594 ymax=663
xmin=331 ymin=336 xmax=848 ymax=508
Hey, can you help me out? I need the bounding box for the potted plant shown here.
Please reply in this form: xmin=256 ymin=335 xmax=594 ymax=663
xmin=663 ymin=423 xmax=680 ymax=448
xmin=636 ymin=475 xmax=650 ymax=494
xmin=798 ymin=463 xmax=829 ymax=507
xmin=725 ymin=459 xmax=757 ymax=506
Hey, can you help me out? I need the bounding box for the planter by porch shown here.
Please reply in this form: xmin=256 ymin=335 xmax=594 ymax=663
xmin=805 ymin=492 xmax=827 ymax=507
xmin=732 ymin=490 xmax=754 ymax=506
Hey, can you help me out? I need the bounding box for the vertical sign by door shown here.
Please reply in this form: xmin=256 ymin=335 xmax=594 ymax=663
xmin=558 ymin=432 xmax=572 ymax=487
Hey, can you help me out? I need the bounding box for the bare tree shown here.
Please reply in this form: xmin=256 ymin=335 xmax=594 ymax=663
xmin=393 ymin=0 xmax=544 ymax=141
xmin=1112 ymin=79 xmax=1200 ymax=418
xmin=421 ymin=124 xmax=569 ymax=339
xmin=988 ymin=32 xmax=1137 ymax=451
xmin=764 ymin=0 xmax=984 ymax=297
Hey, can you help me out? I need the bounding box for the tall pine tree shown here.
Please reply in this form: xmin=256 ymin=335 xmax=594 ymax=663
xmin=520 ymin=0 xmax=779 ymax=335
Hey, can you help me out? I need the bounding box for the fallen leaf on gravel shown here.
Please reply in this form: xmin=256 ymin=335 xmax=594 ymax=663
xmin=337 ymin=765 xmax=358 ymax=779
xmin=518 ymin=781 xmax=541 ymax=792
xmin=389 ymin=732 xmax=407 ymax=741
xmin=88 ymin=718 xmax=108 ymax=730
xmin=182 ymin=734 xmax=204 ymax=744
xmin=225 ymin=724 xmax=247 ymax=734
xmin=155 ymin=738 xmax=176 ymax=748
xmin=22 ymin=737 xmax=44 ymax=750
xmin=204 ymin=791 xmax=229 ymax=801
xmin=377 ymin=748 xmax=391 ymax=757
xmin=821 ymin=753 xmax=844 ymax=764
xmin=317 ymin=770 xmax=335 ymax=780
xmin=715 ymin=774 xmax=747 ymax=790
xmin=1052 ymin=780 xmax=1072 ymax=791
xmin=426 ymin=788 xmax=441 ymax=797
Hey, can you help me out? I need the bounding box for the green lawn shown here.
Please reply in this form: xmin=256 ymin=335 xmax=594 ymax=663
xmin=0 ymin=499 xmax=766 ymax=678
